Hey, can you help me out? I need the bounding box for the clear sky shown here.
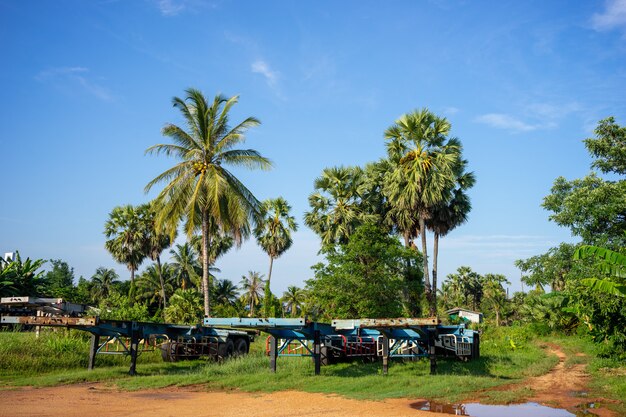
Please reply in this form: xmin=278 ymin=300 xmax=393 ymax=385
xmin=1 ymin=0 xmax=625 ymax=295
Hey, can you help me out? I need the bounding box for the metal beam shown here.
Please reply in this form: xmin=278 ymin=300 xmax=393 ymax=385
xmin=1 ymin=316 xmax=97 ymax=326
xmin=332 ymin=317 xmax=440 ymax=330
xmin=88 ymin=334 xmax=99 ymax=370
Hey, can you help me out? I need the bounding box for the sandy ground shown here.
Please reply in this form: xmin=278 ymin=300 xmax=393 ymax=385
xmin=0 ymin=345 xmax=617 ymax=417
xmin=0 ymin=385 xmax=442 ymax=417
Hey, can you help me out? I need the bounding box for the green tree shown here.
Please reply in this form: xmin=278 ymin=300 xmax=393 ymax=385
xmin=104 ymin=205 xmax=147 ymax=296
xmin=169 ymin=242 xmax=201 ymax=290
xmin=145 ymin=88 xmax=271 ymax=317
xmin=90 ymin=267 xmax=120 ymax=301
xmin=240 ymin=271 xmax=265 ymax=316
xmin=141 ymin=203 xmax=174 ymax=308
xmin=164 ymin=288 xmax=204 ymax=324
xmin=515 ymin=243 xmax=583 ymax=292
xmin=427 ymin=154 xmax=475 ymax=313
xmin=383 ymin=109 xmax=459 ymax=314
xmin=304 ymin=166 xmax=373 ymax=249
xmin=442 ymin=266 xmax=484 ymax=311
xmin=212 ymin=278 xmax=239 ymax=306
xmin=482 ymin=273 xmax=510 ymax=326
xmin=254 ymin=197 xmax=298 ymax=316
xmin=43 ymin=259 xmax=75 ymax=299
xmin=282 ymin=285 xmax=304 ymax=317
xmin=136 ymin=263 xmax=175 ymax=310
xmin=543 ymin=118 xmax=626 ymax=248
xmin=306 ymin=223 xmax=414 ymax=319
xmin=584 ymin=117 xmax=626 ymax=175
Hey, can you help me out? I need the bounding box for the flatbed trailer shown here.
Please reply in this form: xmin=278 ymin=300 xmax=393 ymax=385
xmin=204 ymin=317 xmax=480 ymax=375
xmin=1 ymin=316 xmax=253 ymax=375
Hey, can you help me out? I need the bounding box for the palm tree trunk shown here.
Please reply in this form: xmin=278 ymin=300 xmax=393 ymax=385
xmin=495 ymin=307 xmax=500 ymax=327
xmin=419 ymin=215 xmax=432 ymax=306
xmin=201 ymin=210 xmax=211 ymax=317
xmin=431 ymin=232 xmax=439 ymax=316
xmin=157 ymin=256 xmax=167 ymax=309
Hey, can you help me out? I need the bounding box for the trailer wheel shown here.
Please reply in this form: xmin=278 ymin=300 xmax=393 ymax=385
xmin=320 ymin=346 xmax=333 ymax=366
xmin=160 ymin=342 xmax=177 ymax=362
xmin=218 ymin=339 xmax=235 ymax=359
xmin=234 ymin=338 xmax=248 ymax=356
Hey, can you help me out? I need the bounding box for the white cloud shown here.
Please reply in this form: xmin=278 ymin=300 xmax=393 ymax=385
xmin=442 ymin=106 xmax=460 ymax=116
xmin=35 ymin=67 xmax=114 ymax=102
xmin=475 ymin=113 xmax=538 ymax=132
xmin=156 ymin=0 xmax=186 ymax=16
xmin=251 ymin=59 xmax=278 ymax=87
xmin=592 ymin=0 xmax=626 ymax=31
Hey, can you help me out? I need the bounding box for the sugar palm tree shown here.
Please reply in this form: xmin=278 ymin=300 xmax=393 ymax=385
xmin=90 ymin=267 xmax=120 ymax=300
xmin=145 ymin=88 xmax=271 ymax=317
xmin=282 ymin=285 xmax=304 ymax=317
xmin=304 ymin=166 xmax=374 ymax=249
xmin=384 ymin=109 xmax=459 ymax=311
xmin=240 ymin=271 xmax=265 ymax=316
xmin=254 ymin=197 xmax=298 ymax=314
xmin=482 ymin=273 xmax=510 ymax=326
xmin=427 ymin=152 xmax=475 ymax=314
xmin=104 ymin=205 xmax=147 ymax=294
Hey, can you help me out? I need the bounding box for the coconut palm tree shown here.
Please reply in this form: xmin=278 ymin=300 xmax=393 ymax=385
xmin=384 ymin=109 xmax=459 ymax=312
xmin=169 ymin=242 xmax=201 ymax=290
xmin=145 ymin=88 xmax=271 ymax=317
xmin=212 ymin=278 xmax=239 ymax=306
xmin=254 ymin=197 xmax=298 ymax=314
xmin=240 ymin=271 xmax=265 ymax=316
xmin=104 ymin=205 xmax=148 ymax=294
xmin=282 ymin=285 xmax=304 ymax=317
xmin=136 ymin=263 xmax=175 ymax=309
xmin=141 ymin=203 xmax=175 ymax=308
xmin=90 ymin=267 xmax=120 ymax=300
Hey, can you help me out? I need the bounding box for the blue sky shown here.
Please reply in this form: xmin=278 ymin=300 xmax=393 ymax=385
xmin=1 ymin=0 xmax=625 ymax=295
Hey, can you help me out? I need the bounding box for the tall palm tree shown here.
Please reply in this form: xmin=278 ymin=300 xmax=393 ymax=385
xmin=90 ymin=267 xmax=120 ymax=300
xmin=104 ymin=205 xmax=147 ymax=293
xmin=483 ymin=273 xmax=510 ymax=326
xmin=212 ymin=278 xmax=239 ymax=306
xmin=141 ymin=203 xmax=175 ymax=308
xmin=427 ymin=152 xmax=475 ymax=314
xmin=254 ymin=197 xmax=298 ymax=311
xmin=304 ymin=166 xmax=374 ymax=249
xmin=136 ymin=263 xmax=175 ymax=309
xmin=145 ymin=88 xmax=271 ymax=317
xmin=240 ymin=271 xmax=265 ymax=316
xmin=384 ymin=109 xmax=459 ymax=312
xmin=282 ymin=285 xmax=304 ymax=317
xmin=169 ymin=242 xmax=201 ymax=290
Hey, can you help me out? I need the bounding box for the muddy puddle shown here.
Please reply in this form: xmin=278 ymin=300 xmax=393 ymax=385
xmin=410 ymin=400 xmax=597 ymax=417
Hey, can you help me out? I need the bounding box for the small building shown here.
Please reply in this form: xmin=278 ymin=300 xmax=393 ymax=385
xmin=445 ymin=307 xmax=483 ymax=324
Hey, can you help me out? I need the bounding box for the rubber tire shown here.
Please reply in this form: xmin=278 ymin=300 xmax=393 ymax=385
xmin=320 ymin=346 xmax=332 ymax=366
xmin=234 ymin=338 xmax=249 ymax=356
xmin=218 ymin=339 xmax=235 ymax=359
xmin=161 ymin=342 xmax=178 ymax=362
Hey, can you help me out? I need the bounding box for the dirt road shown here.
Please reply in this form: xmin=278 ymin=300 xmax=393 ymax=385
xmin=0 ymin=344 xmax=616 ymax=417
xmin=0 ymin=384 xmax=442 ymax=417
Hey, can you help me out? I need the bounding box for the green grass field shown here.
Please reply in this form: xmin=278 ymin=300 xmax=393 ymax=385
xmin=1 ymin=326 xmax=624 ymax=412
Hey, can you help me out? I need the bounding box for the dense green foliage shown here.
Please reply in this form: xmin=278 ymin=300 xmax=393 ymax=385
xmin=306 ymin=223 xmax=419 ymax=319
